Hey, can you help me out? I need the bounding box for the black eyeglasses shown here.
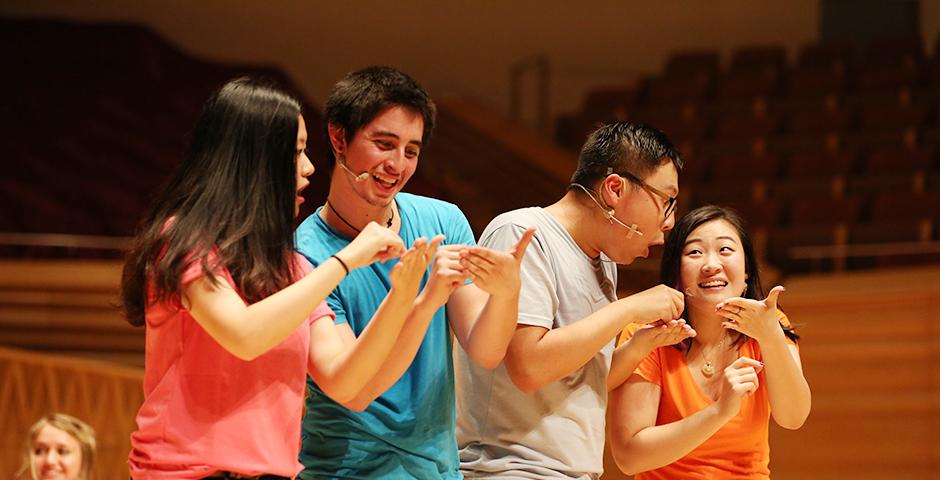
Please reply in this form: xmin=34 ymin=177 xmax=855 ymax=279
xmin=616 ymin=171 xmax=678 ymax=220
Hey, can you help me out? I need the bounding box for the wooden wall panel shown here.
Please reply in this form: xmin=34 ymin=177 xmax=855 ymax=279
xmin=0 ymin=347 xmax=143 ymax=479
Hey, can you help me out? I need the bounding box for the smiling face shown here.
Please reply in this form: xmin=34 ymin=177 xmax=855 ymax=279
xmin=679 ymin=218 xmax=748 ymax=306
xmin=31 ymin=425 xmax=83 ymax=480
xmin=329 ymin=105 xmax=423 ymax=207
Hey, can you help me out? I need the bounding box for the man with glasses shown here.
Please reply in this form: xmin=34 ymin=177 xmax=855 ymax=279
xmin=455 ymin=122 xmax=694 ymax=479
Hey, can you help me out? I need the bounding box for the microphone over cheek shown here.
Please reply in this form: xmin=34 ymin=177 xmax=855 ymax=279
xmin=337 ymin=155 xmax=370 ymax=182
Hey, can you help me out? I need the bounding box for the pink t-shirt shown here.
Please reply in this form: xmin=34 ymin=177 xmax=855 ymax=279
xmin=129 ymin=252 xmax=334 ymax=479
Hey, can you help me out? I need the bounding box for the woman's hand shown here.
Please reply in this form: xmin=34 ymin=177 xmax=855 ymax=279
xmin=338 ymin=221 xmax=407 ymax=270
xmin=715 ymin=286 xmax=786 ymax=344
xmin=716 ymin=356 xmax=763 ymax=417
xmin=389 ymin=236 xmax=442 ymax=297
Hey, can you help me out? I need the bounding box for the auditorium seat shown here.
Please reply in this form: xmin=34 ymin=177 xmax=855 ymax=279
xmin=646 ymin=75 xmax=713 ymax=105
xmin=786 ymin=44 xmax=852 ymax=97
xmin=787 ymin=196 xmax=864 ymax=227
xmin=721 ymin=200 xmax=782 ymax=229
xmin=871 ymin=191 xmax=940 ymax=222
xmin=856 ymin=63 xmax=922 ymax=92
xmin=689 ymin=179 xmax=758 ymax=206
xmin=676 ymin=145 xmax=710 ymax=186
xmin=767 ymin=225 xmax=842 ymax=274
xmin=730 ymin=45 xmax=788 ymax=74
xmin=865 ymin=36 xmax=925 ymax=66
xmin=784 ymin=149 xmax=857 ymax=179
xmin=716 ymin=70 xmax=780 ymax=100
xmin=581 ymin=86 xmax=638 ymax=121
xmin=797 ymin=42 xmax=855 ymax=70
xmin=636 ymin=103 xmax=708 ymax=143
xmin=663 ymin=50 xmax=721 ymax=78
xmin=843 ymin=126 xmax=918 ymax=153
xmin=712 ymin=109 xmax=780 ymax=139
xmin=784 ymin=107 xmax=853 ymax=135
xmin=555 ymin=113 xmax=600 ymax=152
xmin=858 ymin=104 xmax=929 ymax=131
xmin=847 ymin=173 xmax=923 ymax=196
xmin=769 ymin=177 xmax=840 ymax=202
xmin=848 ymin=220 xmax=935 ymax=269
xmin=710 ymin=152 xmax=781 ymax=182
xmin=864 ymin=147 xmax=934 ymax=174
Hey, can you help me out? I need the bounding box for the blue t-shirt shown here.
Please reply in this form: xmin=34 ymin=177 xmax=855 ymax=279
xmin=295 ymin=192 xmax=474 ymax=480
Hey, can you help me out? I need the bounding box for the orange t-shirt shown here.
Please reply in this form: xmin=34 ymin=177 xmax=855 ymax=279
xmin=617 ymin=312 xmax=794 ymax=480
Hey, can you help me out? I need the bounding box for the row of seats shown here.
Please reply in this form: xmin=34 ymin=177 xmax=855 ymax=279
xmin=581 ymin=36 xmax=938 ymax=109
xmin=0 ymin=18 xmax=332 ymax=258
xmin=560 ymin=93 xmax=937 ymax=153
xmin=558 ymin=36 xmax=940 ymax=150
xmin=690 ymin=183 xmax=939 ymax=220
xmin=684 ymin=145 xmax=934 ymax=179
xmin=0 ymin=18 xmax=557 ymax=264
xmin=557 ymin=37 xmax=940 ymax=274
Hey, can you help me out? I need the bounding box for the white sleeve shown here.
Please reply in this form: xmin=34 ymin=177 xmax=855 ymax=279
xmin=478 ymin=222 xmax=558 ymax=329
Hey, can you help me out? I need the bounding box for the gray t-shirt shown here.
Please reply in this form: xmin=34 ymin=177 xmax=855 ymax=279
xmin=455 ymin=207 xmax=618 ymax=479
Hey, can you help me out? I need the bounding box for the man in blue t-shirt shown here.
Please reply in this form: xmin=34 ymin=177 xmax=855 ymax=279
xmin=295 ymin=66 xmax=533 ymax=479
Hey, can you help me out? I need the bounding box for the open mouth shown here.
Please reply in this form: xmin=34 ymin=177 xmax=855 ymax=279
xmin=372 ymin=172 xmax=400 ymax=189
xmin=698 ymin=280 xmax=728 ymax=289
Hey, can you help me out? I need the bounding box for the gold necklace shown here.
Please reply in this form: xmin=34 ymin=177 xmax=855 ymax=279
xmin=700 ymin=335 xmax=727 ymax=377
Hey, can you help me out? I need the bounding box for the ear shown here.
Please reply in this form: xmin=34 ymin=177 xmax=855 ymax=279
xmin=327 ymin=124 xmax=347 ymax=156
xmin=601 ymin=173 xmax=627 ymax=207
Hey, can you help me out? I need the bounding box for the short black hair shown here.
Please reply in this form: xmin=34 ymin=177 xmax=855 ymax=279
xmin=324 ymin=66 xmax=436 ymax=163
xmin=571 ymin=122 xmax=682 ymax=187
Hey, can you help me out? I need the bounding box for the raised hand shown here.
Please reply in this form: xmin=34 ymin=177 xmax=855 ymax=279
xmin=420 ymin=242 xmax=471 ymax=308
xmin=337 ymin=221 xmax=407 ymax=270
xmin=389 ymin=236 xmax=442 ymax=298
xmin=631 ymin=319 xmax=697 ymax=352
xmin=458 ymin=227 xmax=536 ymax=296
xmin=715 ymin=286 xmax=786 ymax=344
xmin=716 ymin=356 xmax=763 ymax=416
xmin=620 ymin=284 xmax=685 ymax=325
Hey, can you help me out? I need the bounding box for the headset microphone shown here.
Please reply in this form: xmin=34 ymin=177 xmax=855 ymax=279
xmin=337 ymin=156 xmax=370 ymax=182
xmin=602 ymin=207 xmax=643 ymax=239
xmin=572 ymin=183 xmax=644 ymax=238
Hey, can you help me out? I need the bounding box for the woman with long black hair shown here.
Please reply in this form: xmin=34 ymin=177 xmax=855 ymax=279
xmin=121 ymin=78 xmax=436 ymax=479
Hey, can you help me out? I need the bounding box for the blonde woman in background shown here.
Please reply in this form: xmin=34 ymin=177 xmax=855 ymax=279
xmin=17 ymin=413 xmax=96 ymax=480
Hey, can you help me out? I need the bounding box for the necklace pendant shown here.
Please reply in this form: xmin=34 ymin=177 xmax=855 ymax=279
xmin=701 ymin=362 xmax=715 ymax=377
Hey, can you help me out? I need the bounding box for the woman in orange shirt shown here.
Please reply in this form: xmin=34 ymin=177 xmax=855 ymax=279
xmin=608 ymin=205 xmax=811 ymax=479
